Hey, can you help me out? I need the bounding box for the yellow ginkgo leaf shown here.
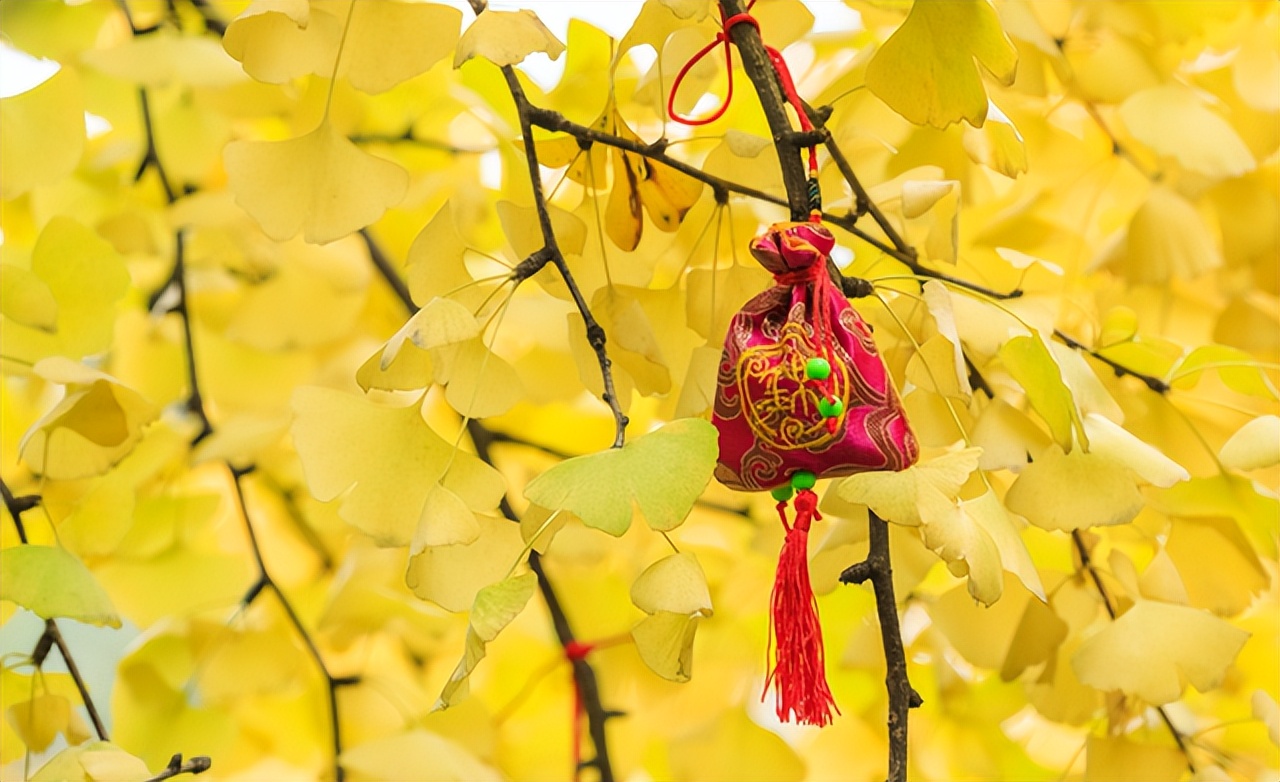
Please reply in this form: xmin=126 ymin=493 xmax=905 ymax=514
xmin=523 ymin=418 xmax=718 ymax=536
xmin=82 ymin=28 xmax=244 ymax=88
xmin=866 ymin=0 xmax=1017 ymax=129
xmin=1072 ymin=600 xmax=1249 ymax=704
xmin=3 ymin=217 xmax=129 ymax=366
xmin=1100 ymin=185 xmax=1223 ymax=285
xmin=1081 ymin=413 xmax=1188 ymax=488
xmin=225 ymin=0 xmax=460 ymax=93
xmin=224 ymin=120 xmax=408 ymax=244
xmin=589 ymin=286 xmax=672 ymax=396
xmin=225 ymin=235 xmax=371 ymax=350
xmin=28 ymin=741 xmax=151 ymax=782
xmin=1252 ymin=691 xmax=1280 ymax=747
xmin=341 ymin=730 xmax=501 ymax=780
xmin=405 ymin=202 xmax=495 ymax=310
xmin=1167 ymin=517 xmax=1268 ymax=617
xmin=1171 ymin=344 xmax=1277 ymax=399
xmin=357 ymin=342 xmax=434 ymax=393
xmin=1219 ymin=415 xmax=1280 ymax=471
xmin=835 ymin=447 xmax=983 ymax=527
xmin=291 ymin=387 xmax=505 ymax=546
xmin=1083 ymin=736 xmax=1187 ymax=782
xmin=406 ymin=515 xmax=526 ymax=612
xmin=454 ymin=9 xmax=565 ymax=68
xmin=630 ymin=552 xmax=713 ymax=616
xmin=496 ymin=200 xmax=587 ymax=262
xmin=20 ymin=359 xmax=157 ymax=481
xmin=632 ymin=610 xmax=702 ymax=683
xmin=413 ymin=484 xmax=482 ymax=549
xmin=603 ymin=103 xmax=704 ymax=251
xmin=379 ymin=297 xmax=479 ymax=371
xmin=1119 ymin=85 xmax=1255 ymax=179
xmin=669 ymin=708 xmax=804 ymax=782
xmin=919 ymin=490 xmax=1044 ymax=605
xmin=962 ymin=100 xmax=1027 ymax=178
xmin=6 ymin=694 xmax=71 ymax=753
xmin=338 ymin=1 xmax=462 ymax=93
xmin=437 ymin=338 xmax=525 ymax=419
xmin=0 ymin=66 xmax=84 ymax=199
xmin=685 ymin=264 xmax=773 ymax=343
xmin=1005 ymin=445 xmax=1143 ymax=531
xmin=0 ymin=264 xmax=58 ymax=332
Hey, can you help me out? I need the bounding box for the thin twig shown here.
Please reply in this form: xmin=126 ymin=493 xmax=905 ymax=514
xmin=37 ymin=620 xmax=111 ymax=741
xmin=465 ymin=0 xmax=628 ymax=449
xmin=187 ymin=0 xmax=227 ymax=36
xmin=1071 ymin=531 xmax=1195 ymax=773
xmin=143 ymin=753 xmax=212 ymax=782
xmin=165 ymin=231 xmax=348 ymax=781
xmin=364 ymin=222 xmax=619 ymax=782
xmin=350 ymin=131 xmax=494 ymax=155
xmin=136 ymin=88 xmax=177 ymax=203
xmin=467 ymin=419 xmax=618 ymax=782
xmin=1 ymin=478 xmax=114 ymax=742
xmin=840 ymin=514 xmax=922 ymax=782
xmin=1054 ymin=330 xmax=1170 ymax=394
xmin=0 ymin=477 xmax=34 ymax=544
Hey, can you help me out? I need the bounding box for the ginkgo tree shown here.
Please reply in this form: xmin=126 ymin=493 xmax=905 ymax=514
xmin=1 ymin=0 xmax=1277 ymax=781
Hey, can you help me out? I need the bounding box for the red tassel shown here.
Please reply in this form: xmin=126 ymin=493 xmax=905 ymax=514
xmin=765 ymin=488 xmax=838 ymax=726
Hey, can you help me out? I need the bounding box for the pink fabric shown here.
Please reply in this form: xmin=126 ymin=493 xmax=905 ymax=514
xmin=712 ymin=222 xmax=918 ymax=492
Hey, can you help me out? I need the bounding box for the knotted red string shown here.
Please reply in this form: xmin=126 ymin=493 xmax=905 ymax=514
xmin=565 ymin=640 xmax=594 ymax=780
xmin=765 ymin=488 xmax=838 ymax=725
xmin=667 ymin=1 xmax=819 ymax=178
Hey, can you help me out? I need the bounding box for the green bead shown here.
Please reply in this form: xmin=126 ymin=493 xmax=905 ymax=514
xmin=818 ymin=397 xmax=845 ymax=418
xmin=790 ymin=470 xmax=817 ymax=491
xmin=771 ymin=485 xmax=794 ymax=502
xmin=805 ymin=357 xmax=831 ymax=381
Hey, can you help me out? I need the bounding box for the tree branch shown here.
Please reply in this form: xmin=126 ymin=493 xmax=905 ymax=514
xmin=163 ymin=231 xmax=347 ymax=781
xmin=462 ymin=0 xmax=627 ymax=448
xmin=1053 ymin=330 xmax=1170 ymax=394
xmin=840 ymin=514 xmax=922 ymax=782
xmin=1071 ymin=531 xmax=1195 ymax=772
xmin=143 ymin=753 xmax=212 ymax=782
xmin=362 ymin=223 xmax=619 ymax=782
xmin=717 ymin=0 xmax=809 ymax=217
xmin=467 ymin=419 xmax=618 ymax=782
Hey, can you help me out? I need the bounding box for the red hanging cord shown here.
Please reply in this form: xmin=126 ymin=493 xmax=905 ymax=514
xmin=564 ymin=640 xmax=594 ymax=780
xmin=667 ymin=2 xmax=819 ymax=182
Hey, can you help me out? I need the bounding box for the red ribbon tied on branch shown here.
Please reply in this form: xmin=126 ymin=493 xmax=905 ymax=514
xmin=666 ymin=0 xmax=818 ymax=178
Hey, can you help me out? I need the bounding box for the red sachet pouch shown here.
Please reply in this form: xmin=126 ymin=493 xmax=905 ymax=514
xmin=711 ymin=220 xmax=918 ymax=726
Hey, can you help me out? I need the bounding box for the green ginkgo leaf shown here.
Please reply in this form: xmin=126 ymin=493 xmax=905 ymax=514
xmin=0 ymin=546 xmax=120 ymax=627
xmin=866 ymin=0 xmax=1017 ymax=129
xmin=523 ymin=418 xmax=717 ymax=536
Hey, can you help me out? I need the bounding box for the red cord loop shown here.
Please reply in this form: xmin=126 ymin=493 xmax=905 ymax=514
xmin=565 ymin=640 xmax=594 ymax=661
xmin=666 ymin=1 xmax=819 ymax=180
xmin=666 ymin=11 xmax=760 ymax=126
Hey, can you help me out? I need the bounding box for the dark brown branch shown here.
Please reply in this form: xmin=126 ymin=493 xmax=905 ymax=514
xmin=350 ymin=131 xmax=494 ymax=155
xmin=229 ymin=467 xmax=350 ymax=782
xmin=40 ymin=619 xmax=110 ymax=741
xmin=718 ymin=0 xmax=809 ymax=217
xmin=360 ymin=228 xmax=415 ymax=311
xmin=365 ymin=223 xmax=618 ymax=782
xmin=187 ymin=0 xmax=227 ymax=36
xmin=840 ymin=514 xmax=921 ymax=782
xmin=1071 ymin=531 xmax=1195 ymax=773
xmin=1054 ymin=330 xmax=1170 ymax=394
xmin=135 ymin=88 xmax=177 ymax=203
xmin=144 ymin=753 xmax=212 ymax=782
xmin=0 ymin=476 xmax=34 ymax=543
xmin=465 ymin=0 xmax=627 ymax=449
xmin=467 ymin=419 xmax=617 ymax=782
xmin=1 ymin=478 xmax=112 ymax=742
xmin=166 ymin=235 xmax=347 ymax=781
